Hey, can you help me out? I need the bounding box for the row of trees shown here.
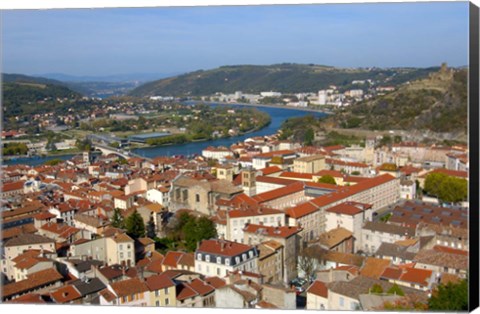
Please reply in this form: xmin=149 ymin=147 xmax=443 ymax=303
xmin=3 ymin=142 xmax=29 ymax=155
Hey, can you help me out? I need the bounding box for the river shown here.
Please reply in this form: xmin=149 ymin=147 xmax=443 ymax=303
xmin=3 ymin=103 xmax=327 ymax=166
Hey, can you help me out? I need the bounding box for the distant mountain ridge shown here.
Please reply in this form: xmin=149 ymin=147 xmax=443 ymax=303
xmin=128 ymin=63 xmax=442 ymax=97
xmin=38 ymin=72 xmax=182 ymax=83
xmin=2 ymin=73 xmax=82 ymax=117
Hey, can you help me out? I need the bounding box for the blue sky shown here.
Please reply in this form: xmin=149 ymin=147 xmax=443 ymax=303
xmin=2 ymin=2 xmax=469 ymax=76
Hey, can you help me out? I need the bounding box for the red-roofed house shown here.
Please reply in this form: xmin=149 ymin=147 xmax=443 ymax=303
xmin=306 ymin=280 xmax=329 ymax=310
xmin=325 ymin=202 xmax=373 ymax=251
xmin=253 ymin=181 xmax=307 ymax=209
xmin=224 ymin=205 xmax=286 ymax=243
xmin=1 ymin=180 xmax=26 ymax=198
xmin=99 ymin=277 xmax=149 ymax=306
xmin=380 ymin=266 xmax=435 ymax=291
xmin=162 ymin=251 xmax=195 ymax=272
xmin=145 ymin=273 xmax=177 ymax=307
xmin=195 ymin=239 xmax=259 ymax=278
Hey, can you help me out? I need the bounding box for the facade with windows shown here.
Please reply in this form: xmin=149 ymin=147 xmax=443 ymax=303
xmin=195 ymin=239 xmax=259 ymax=278
xmin=225 ymin=207 xmax=286 ymax=243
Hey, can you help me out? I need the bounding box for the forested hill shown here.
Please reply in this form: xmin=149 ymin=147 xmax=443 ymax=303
xmin=2 ymin=73 xmax=83 ymax=117
xmin=129 ymin=63 xmax=440 ymax=97
xmin=330 ymin=66 xmax=468 ymax=134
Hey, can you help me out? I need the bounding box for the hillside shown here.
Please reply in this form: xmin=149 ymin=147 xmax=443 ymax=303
xmin=331 ymin=65 xmax=468 ymax=134
xmin=2 ymin=73 xmax=83 ymax=117
xmin=129 ymin=63 xmax=440 ymax=97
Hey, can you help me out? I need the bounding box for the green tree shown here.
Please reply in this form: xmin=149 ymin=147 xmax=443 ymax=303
xmin=146 ymin=216 xmax=156 ymax=239
xmin=317 ymin=175 xmax=336 ymax=185
xmin=424 ymin=172 xmax=468 ymax=203
xmin=387 ymin=283 xmax=405 ymax=296
xmin=438 ymin=176 xmax=468 ymax=203
xmin=183 ymin=216 xmax=217 ymax=252
xmin=125 ymin=209 xmax=145 ymax=239
xmin=370 ymin=284 xmax=384 ymax=294
xmin=424 ymin=172 xmax=448 ymax=198
xmin=110 ymin=208 xmax=125 ymax=229
xmin=304 ymin=128 xmax=314 ymax=146
xmin=428 ymin=279 xmax=468 ymax=311
xmin=44 ymin=159 xmax=63 ymax=166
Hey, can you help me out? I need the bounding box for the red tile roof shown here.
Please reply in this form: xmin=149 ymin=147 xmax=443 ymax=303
xmin=4 ymin=293 xmax=48 ymax=304
xmin=255 ymin=175 xmax=297 ymax=186
xmin=399 ymin=268 xmax=432 ymax=286
xmin=279 ymin=172 xmax=313 ymax=180
xmin=2 ymin=268 xmax=64 ymax=299
xmin=162 ymin=251 xmax=184 ymax=268
xmin=176 ymin=282 xmax=198 ymax=301
xmin=2 ymin=180 xmax=25 ymax=192
xmin=197 ymin=239 xmax=254 ymax=257
xmin=243 ymin=224 xmax=302 ymax=239
xmin=261 ymin=166 xmax=283 ymax=175
xmin=110 ymin=277 xmax=148 ymax=297
xmin=307 ymin=280 xmax=329 ymax=298
xmin=228 ymin=206 xmax=283 ymax=219
xmin=205 ymin=276 xmax=227 ymax=289
xmin=420 ymin=168 xmax=468 ymax=179
xmin=189 ymin=278 xmax=215 ymax=296
xmin=359 ymin=257 xmax=391 ymax=279
xmin=253 ymin=181 xmax=304 ymax=203
xmin=326 ymin=201 xmax=372 ymax=216
xmin=433 ymin=245 xmax=469 ymax=256
xmin=380 ymin=267 xmax=403 ymax=280
xmin=50 ymin=285 xmax=82 ymax=303
xmin=145 ymin=273 xmax=176 ymax=291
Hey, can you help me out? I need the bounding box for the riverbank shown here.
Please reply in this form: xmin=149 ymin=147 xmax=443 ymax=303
xmin=185 ymin=100 xmax=334 ymax=114
xmin=5 ymin=105 xmax=327 ymax=165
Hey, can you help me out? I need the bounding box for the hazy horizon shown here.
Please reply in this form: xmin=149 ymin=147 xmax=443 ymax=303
xmin=2 ymin=2 xmax=469 ymax=77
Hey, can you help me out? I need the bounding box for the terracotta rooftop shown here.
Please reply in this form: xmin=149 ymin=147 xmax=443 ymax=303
xmin=279 ymin=172 xmax=313 ymax=180
xmin=261 ymin=166 xmax=283 ymax=175
xmin=110 ymin=277 xmax=149 ymax=297
xmin=307 ymin=280 xmax=328 ymax=298
xmin=197 ymin=239 xmax=254 ymax=257
xmin=326 ymin=201 xmax=371 ymax=216
xmin=419 ymin=168 xmax=468 ymax=179
xmin=228 ymin=205 xmax=283 ymax=219
xmin=318 ymin=227 xmax=353 ymax=249
xmin=253 ymin=181 xmax=304 ymax=203
xmin=414 ymin=249 xmax=468 ymax=270
xmin=145 ymin=273 xmax=176 ymax=291
xmin=243 ymin=224 xmax=302 ymax=239
xmin=2 ymin=268 xmax=64 ymax=299
xmin=176 ymin=282 xmax=198 ymax=301
xmin=188 ymin=278 xmax=215 ymax=296
xmin=50 ymin=285 xmax=82 ymax=303
xmin=359 ymin=257 xmax=391 ymax=279
xmin=2 ymin=180 xmax=25 ymax=192
xmin=204 ymin=276 xmax=227 ymax=289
